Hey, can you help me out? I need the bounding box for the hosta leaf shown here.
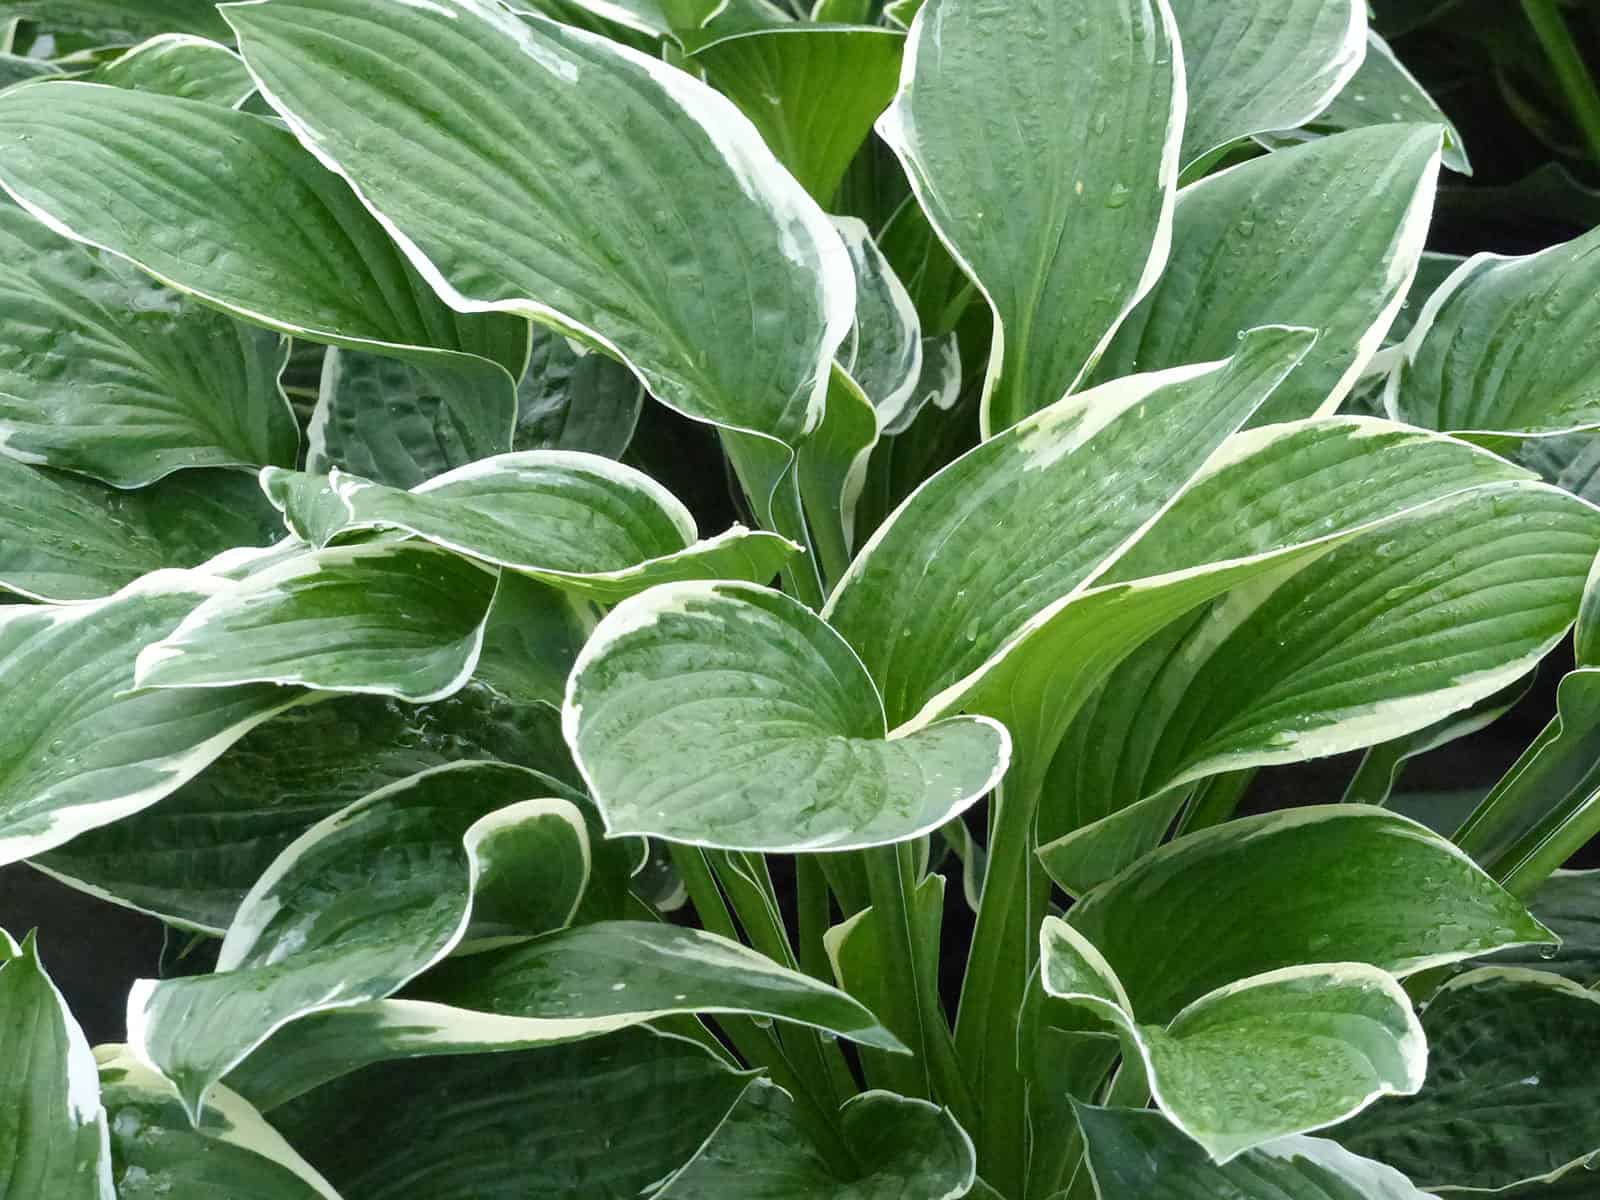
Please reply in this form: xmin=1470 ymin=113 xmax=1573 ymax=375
xmin=1077 ymin=1105 xmax=1433 ymax=1200
xmin=0 ymin=83 xmax=528 ymax=378
xmin=263 ymin=452 xmax=797 ymax=601
xmin=1488 ymin=871 xmax=1600 ymax=984
xmin=91 ymin=35 xmax=255 ymax=107
xmin=1038 ymin=918 xmax=1425 ymax=1162
xmin=1031 ymin=472 xmax=1599 ymax=832
xmin=0 ymin=55 xmax=61 ymax=88
xmin=0 ymin=0 xmax=231 ymax=41
xmin=797 ymin=368 xmax=879 ymax=582
xmin=513 ymin=330 xmax=643 ymax=460
xmin=0 ymin=573 xmax=302 ymax=867
xmin=877 ymin=0 xmax=1182 ymax=434
xmin=472 ymin=573 xmax=594 ymax=709
xmin=231 ymin=919 xmax=901 ymax=1109
xmin=1170 ymin=0 xmax=1366 ymax=171
xmin=268 ymin=1028 xmax=755 ymax=1200
xmin=662 ymin=1080 xmax=976 ymax=1199
xmin=226 ymin=0 xmax=853 ymax=469
xmin=96 ymin=1048 xmax=339 ymax=1200
xmin=1265 ymin=31 xmax=1471 ymax=176
xmin=1065 ymin=805 xmax=1550 ymax=1022
xmin=693 ymin=25 xmax=904 ymax=205
xmin=1389 ymin=226 xmax=1600 ymax=438
xmin=0 ymin=199 xmax=297 ymax=486
xmin=35 ymin=687 xmax=586 ymax=933
xmin=0 ymin=933 xmax=114 ymax=1200
xmin=134 ymin=542 xmax=499 ymax=703
xmin=0 ymin=457 xmax=280 ymax=603
xmin=826 ymin=326 xmax=1316 ymax=729
xmin=306 ymin=350 xmax=517 ymax=489
xmin=832 ymin=217 xmax=922 ymax=428
xmin=1339 ymin=967 xmax=1600 ymax=1191
xmin=128 ymin=762 xmax=589 ymax=1120
xmin=1094 ymin=124 xmax=1441 ymax=425
xmin=566 ymin=579 xmax=1010 ymax=852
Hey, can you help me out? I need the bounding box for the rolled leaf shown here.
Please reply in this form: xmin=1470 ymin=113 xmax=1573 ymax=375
xmin=128 ymin=762 xmax=589 ymax=1119
xmin=0 ymin=572 xmax=303 ymax=867
xmin=1094 ymin=124 xmax=1441 ymax=425
xmin=1065 ymin=805 xmax=1551 ymax=1022
xmin=134 ymin=542 xmax=499 ymax=703
xmin=566 ymin=579 xmax=1010 ymax=852
xmin=1038 ymin=918 xmax=1425 ymax=1162
xmin=1338 ymin=967 xmax=1600 ymax=1191
xmin=877 ymin=0 xmax=1182 ymax=433
xmin=0 ymin=932 xmax=114 ymax=1200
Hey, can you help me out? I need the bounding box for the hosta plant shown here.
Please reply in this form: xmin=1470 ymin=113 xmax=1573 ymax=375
xmin=4 ymin=0 xmax=1600 ymax=1197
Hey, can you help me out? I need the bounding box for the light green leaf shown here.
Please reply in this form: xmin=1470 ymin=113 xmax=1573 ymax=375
xmin=0 ymin=83 xmax=528 ymax=378
xmin=1487 ymin=870 xmax=1600 ymax=985
xmin=826 ymin=326 xmax=1317 ymax=729
xmin=267 ymin=1027 xmax=756 ymax=1200
xmin=1388 ymin=225 xmax=1600 ymax=438
xmin=0 ymin=457 xmax=281 ymax=603
xmin=307 ymin=349 xmax=517 ymax=489
xmin=1338 ymin=967 xmax=1600 ymax=1191
xmin=1065 ymin=805 xmax=1552 ymax=1022
xmin=0 ymin=572 xmax=304 ymax=867
xmin=0 ymin=933 xmax=114 ymax=1200
xmin=134 ymin=542 xmax=499 ymax=703
xmin=798 ymin=367 xmax=879 ymax=583
xmin=877 ymin=0 xmax=1182 ymax=434
xmin=662 ymin=1080 xmax=976 ymax=1199
xmin=1264 ymin=31 xmax=1471 ymax=176
xmin=129 ymin=762 xmax=589 ymax=1120
xmin=91 ymin=35 xmax=255 ymax=107
xmin=513 ymin=330 xmax=642 ymax=460
xmin=566 ymin=579 xmax=1010 ymax=852
xmin=96 ymin=1047 xmax=340 ymax=1200
xmin=229 ymin=917 xmax=897 ymax=1108
xmin=693 ymin=24 xmax=904 ymax=205
xmin=1169 ymin=0 xmax=1366 ymax=171
xmin=1077 ymin=1105 xmax=1433 ymax=1200
xmin=0 ymin=199 xmax=298 ymax=486
xmin=35 ymin=687 xmax=586 ymax=933
xmin=1094 ymin=124 xmax=1441 ymax=426
xmin=263 ymin=452 xmax=798 ymax=601
xmin=0 ymin=1 xmax=232 ymax=41
xmin=226 ymin=0 xmax=853 ymax=476
xmin=1039 ymin=918 xmax=1425 ymax=1162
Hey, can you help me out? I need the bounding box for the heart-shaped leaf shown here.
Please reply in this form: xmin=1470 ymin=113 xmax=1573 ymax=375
xmin=565 ymin=579 xmax=1010 ymax=852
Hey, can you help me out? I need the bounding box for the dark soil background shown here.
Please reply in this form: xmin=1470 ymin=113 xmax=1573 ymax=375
xmin=9 ymin=3 xmax=1600 ymax=1044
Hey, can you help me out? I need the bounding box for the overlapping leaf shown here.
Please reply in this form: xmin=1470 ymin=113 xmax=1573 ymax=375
xmin=0 ymin=572 xmax=304 ymax=867
xmin=0 ymin=199 xmax=298 ymax=486
xmin=1094 ymin=124 xmax=1442 ymax=425
xmin=262 ymin=452 xmax=797 ymax=601
xmin=1038 ymin=918 xmax=1425 ymax=1162
xmin=1338 ymin=968 xmax=1600 ymax=1192
xmin=97 ymin=1047 xmax=339 ymax=1200
xmin=0 ymin=932 xmax=114 ymax=1200
xmin=566 ymin=579 xmax=1010 ymax=852
xmin=129 ymin=762 xmax=590 ymax=1119
xmin=877 ymin=0 xmax=1182 ymax=433
xmin=91 ymin=35 xmax=256 ymax=107
xmin=226 ymin=0 xmax=853 ymax=490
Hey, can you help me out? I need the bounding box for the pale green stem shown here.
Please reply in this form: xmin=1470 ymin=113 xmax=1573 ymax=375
xmin=1523 ymin=0 xmax=1600 ymax=164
